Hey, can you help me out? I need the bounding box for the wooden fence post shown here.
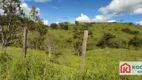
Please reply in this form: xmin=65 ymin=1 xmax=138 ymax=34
xmin=81 ymin=30 xmax=88 ymax=69
xmin=23 ymin=27 xmax=27 ymax=57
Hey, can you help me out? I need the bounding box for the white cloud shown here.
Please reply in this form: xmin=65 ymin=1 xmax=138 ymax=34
xmin=76 ymin=13 xmax=112 ymax=22
xmin=76 ymin=13 xmax=90 ymax=22
xmin=35 ymin=0 xmax=52 ymax=3
xmin=56 ymin=21 xmax=60 ymax=24
xmin=36 ymin=8 xmax=40 ymax=15
xmin=0 ymin=2 xmax=39 ymax=16
xmin=99 ymin=0 xmax=142 ymax=15
xmin=70 ymin=22 xmax=75 ymax=24
xmin=93 ymin=14 xmax=113 ymax=22
xmin=136 ymin=21 xmax=142 ymax=26
xmin=108 ymin=20 xmax=116 ymax=23
xmin=132 ymin=8 xmax=142 ymax=14
xmin=20 ymin=3 xmax=31 ymax=16
xmin=0 ymin=9 xmax=4 ymax=15
xmin=20 ymin=2 xmax=40 ymax=16
xmin=97 ymin=0 xmax=142 ymax=23
xmin=0 ymin=2 xmax=32 ymax=16
xmin=43 ymin=20 xmax=49 ymax=25
xmin=1 ymin=2 xmax=33 ymax=16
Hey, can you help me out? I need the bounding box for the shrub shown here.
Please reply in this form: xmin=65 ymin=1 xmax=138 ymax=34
xmin=50 ymin=23 xmax=59 ymax=29
xmin=58 ymin=23 xmax=69 ymax=30
xmin=96 ymin=33 xmax=127 ymax=48
xmin=11 ymin=33 xmax=23 ymax=48
xmin=73 ymin=25 xmax=84 ymax=56
xmin=27 ymin=31 xmax=44 ymax=49
xmin=88 ymin=30 xmax=93 ymax=36
xmin=66 ymin=38 xmax=72 ymax=43
xmin=84 ymin=23 xmax=93 ymax=27
xmin=129 ymin=36 xmax=142 ymax=48
xmin=63 ymin=25 xmax=69 ymax=30
xmin=75 ymin=21 xmax=79 ymax=26
xmin=121 ymin=28 xmax=139 ymax=35
xmin=128 ymin=22 xmax=133 ymax=25
xmin=114 ymin=28 xmax=118 ymax=31
xmin=108 ymin=38 xmax=127 ymax=48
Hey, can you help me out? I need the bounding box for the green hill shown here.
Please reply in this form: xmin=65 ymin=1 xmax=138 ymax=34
xmin=45 ymin=22 xmax=142 ymax=50
xmin=1 ymin=22 xmax=142 ymax=80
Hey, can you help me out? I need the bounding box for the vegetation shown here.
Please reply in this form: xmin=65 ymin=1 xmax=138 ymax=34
xmin=96 ymin=33 xmax=127 ymax=48
xmin=59 ymin=22 xmax=69 ymax=30
xmin=1 ymin=0 xmax=142 ymax=80
xmin=121 ymin=28 xmax=139 ymax=35
xmin=1 ymin=20 xmax=142 ymax=79
xmin=0 ymin=47 xmax=142 ymax=80
xmin=50 ymin=23 xmax=59 ymax=29
xmin=129 ymin=36 xmax=142 ymax=48
xmin=0 ymin=0 xmax=24 ymax=53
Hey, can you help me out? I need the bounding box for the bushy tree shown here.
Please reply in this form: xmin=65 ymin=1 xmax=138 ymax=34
xmin=73 ymin=22 xmax=85 ymax=56
xmin=27 ymin=20 xmax=47 ymax=49
xmin=121 ymin=28 xmax=139 ymax=35
xmin=30 ymin=5 xmax=39 ymax=22
xmin=50 ymin=23 xmax=59 ymax=29
xmin=44 ymin=31 xmax=62 ymax=58
xmin=73 ymin=28 xmax=83 ymax=56
xmin=34 ymin=21 xmax=48 ymax=36
xmin=8 ymin=5 xmax=48 ymax=50
xmin=96 ymin=33 xmax=126 ymax=48
xmin=0 ymin=0 xmax=24 ymax=53
xmin=75 ymin=21 xmax=79 ymax=26
xmin=58 ymin=22 xmax=69 ymax=30
xmin=73 ymin=22 xmax=94 ymax=56
xmin=129 ymin=36 xmax=142 ymax=48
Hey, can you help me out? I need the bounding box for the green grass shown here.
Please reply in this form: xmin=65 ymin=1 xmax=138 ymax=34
xmin=1 ymin=47 xmax=142 ymax=80
xmin=90 ymin=23 xmax=142 ymax=41
xmin=1 ymin=22 xmax=142 ymax=80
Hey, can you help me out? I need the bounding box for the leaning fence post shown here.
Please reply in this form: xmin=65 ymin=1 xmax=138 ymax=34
xmin=81 ymin=30 xmax=88 ymax=69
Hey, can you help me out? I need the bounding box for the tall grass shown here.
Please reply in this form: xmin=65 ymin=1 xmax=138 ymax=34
xmin=0 ymin=47 xmax=142 ymax=80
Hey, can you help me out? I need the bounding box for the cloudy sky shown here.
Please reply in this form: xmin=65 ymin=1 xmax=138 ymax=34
xmin=1 ymin=0 xmax=142 ymax=25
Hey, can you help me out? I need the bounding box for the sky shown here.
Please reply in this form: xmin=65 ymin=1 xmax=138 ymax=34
xmin=1 ymin=0 xmax=142 ymax=25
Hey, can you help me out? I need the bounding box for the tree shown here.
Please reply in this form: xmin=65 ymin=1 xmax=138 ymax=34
xmin=96 ymin=33 xmax=126 ymax=48
xmin=22 ymin=5 xmax=41 ymax=57
xmin=34 ymin=21 xmax=48 ymax=36
xmin=129 ymin=36 xmax=142 ymax=48
xmin=27 ymin=21 xmax=48 ymax=50
xmin=73 ymin=22 xmax=93 ymax=56
xmin=0 ymin=0 xmax=24 ymax=53
xmin=73 ymin=23 xmax=84 ymax=56
xmin=44 ymin=30 xmax=58 ymax=58
xmin=50 ymin=23 xmax=59 ymax=29
xmin=75 ymin=21 xmax=79 ymax=26
xmin=30 ymin=5 xmax=39 ymax=22
xmin=58 ymin=22 xmax=69 ymax=30
xmin=58 ymin=23 xmax=64 ymax=29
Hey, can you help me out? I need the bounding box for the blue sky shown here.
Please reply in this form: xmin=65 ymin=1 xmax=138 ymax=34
xmin=20 ymin=0 xmax=142 ymax=25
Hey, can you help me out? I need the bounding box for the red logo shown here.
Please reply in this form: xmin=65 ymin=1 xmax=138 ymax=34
xmin=120 ymin=63 xmax=131 ymax=73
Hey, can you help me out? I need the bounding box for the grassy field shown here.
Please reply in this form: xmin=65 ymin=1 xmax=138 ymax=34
xmin=1 ymin=22 xmax=142 ymax=80
xmin=1 ymin=47 xmax=142 ymax=80
xmin=47 ymin=23 xmax=142 ymax=50
xmin=1 ymin=23 xmax=142 ymax=80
